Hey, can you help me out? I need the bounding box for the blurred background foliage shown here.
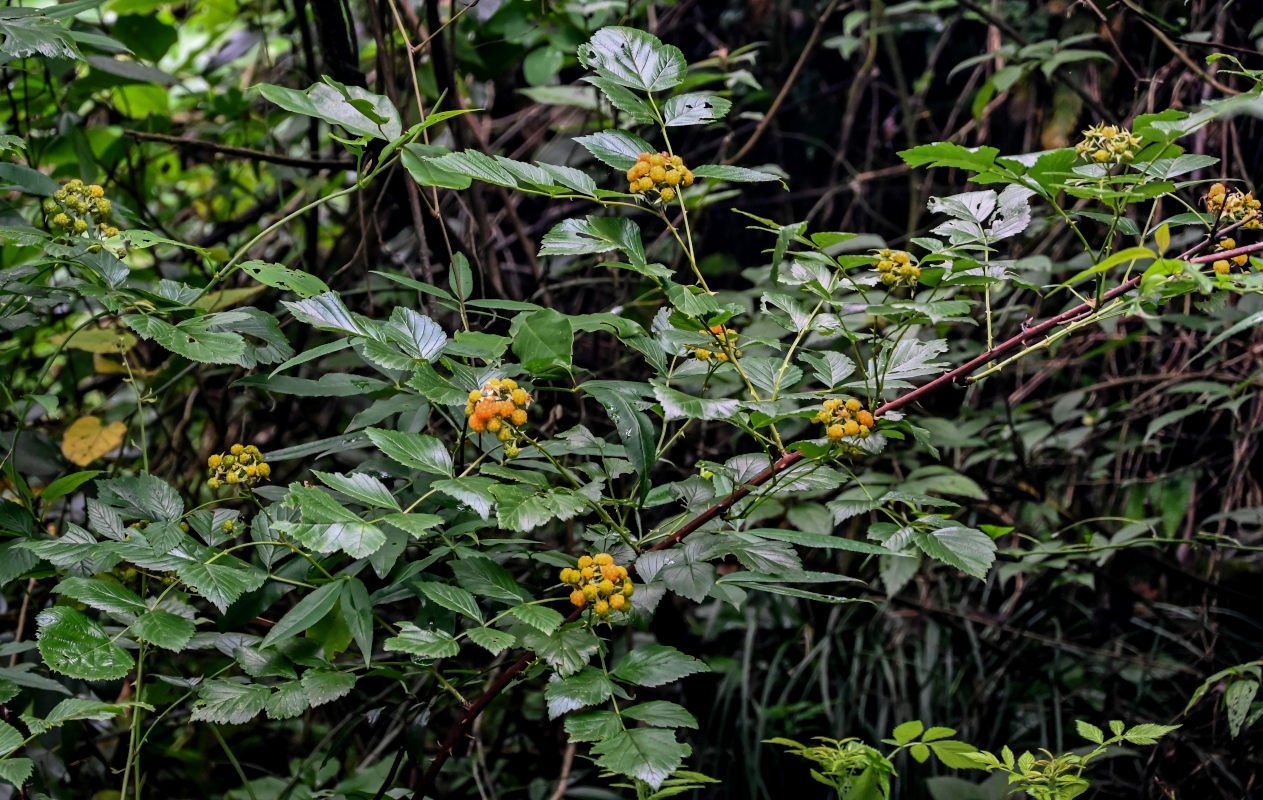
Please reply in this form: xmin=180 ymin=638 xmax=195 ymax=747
xmin=2 ymin=0 xmax=1262 ymax=798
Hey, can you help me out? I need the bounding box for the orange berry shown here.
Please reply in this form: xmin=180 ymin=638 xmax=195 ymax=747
xmin=614 ymin=565 xmax=627 ymax=580
xmin=469 ymin=417 xmax=487 ymax=433
xmin=600 ymin=564 xmax=620 ymax=581
xmin=570 ymin=589 xmax=587 ymax=608
xmin=857 ymin=410 xmax=874 ymax=428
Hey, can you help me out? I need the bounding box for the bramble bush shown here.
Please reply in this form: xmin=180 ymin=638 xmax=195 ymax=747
xmin=1 ymin=11 xmax=1262 ymax=800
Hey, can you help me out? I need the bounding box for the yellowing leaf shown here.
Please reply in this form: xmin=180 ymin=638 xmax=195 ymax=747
xmin=62 ymin=416 xmax=127 ymax=466
xmin=92 ymin=355 xmax=157 ymax=378
xmin=192 ymin=285 xmax=266 ymax=312
xmin=50 ymin=327 xmax=137 ymax=354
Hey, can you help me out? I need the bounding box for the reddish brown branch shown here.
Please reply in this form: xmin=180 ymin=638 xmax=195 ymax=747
xmin=411 ymin=214 xmax=1261 ymax=796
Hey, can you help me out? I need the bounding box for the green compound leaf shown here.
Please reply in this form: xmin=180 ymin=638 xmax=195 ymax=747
xmin=545 ymin=666 xmax=616 ymax=718
xmin=35 ymin=607 xmax=132 ymax=681
xmin=591 ymin=728 xmax=691 ymax=790
xmin=191 ymin=679 xmax=270 ymax=725
xmin=612 ymin=645 xmax=709 ymax=687
xmin=383 ymin=623 xmax=459 ymax=659
xmin=366 ymin=428 xmax=454 ymax=476
xmin=130 ymin=610 xmax=195 ymax=651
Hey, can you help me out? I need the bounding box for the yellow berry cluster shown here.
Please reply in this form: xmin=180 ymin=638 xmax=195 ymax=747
xmin=813 ymin=398 xmax=875 ymax=442
xmin=626 ymin=151 xmax=694 ymax=203
xmin=207 ymin=444 xmax=271 ymax=490
xmin=1205 ymin=183 xmax=1263 ymax=229
xmin=874 ymin=249 xmax=920 ymax=287
xmin=43 ymin=180 xmax=119 ymax=238
xmin=1074 ymin=123 xmax=1141 ymax=166
xmin=688 ymin=324 xmax=741 ymax=362
xmin=1210 ymin=237 xmax=1252 ymax=275
xmin=560 ymin=553 xmax=634 ymax=619
xmin=465 ymin=378 xmax=531 ymax=457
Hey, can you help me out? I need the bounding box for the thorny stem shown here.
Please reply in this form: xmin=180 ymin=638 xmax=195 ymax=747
xmin=408 ymin=215 xmax=1261 ymax=797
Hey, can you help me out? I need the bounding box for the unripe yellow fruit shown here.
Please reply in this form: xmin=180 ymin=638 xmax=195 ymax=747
xmin=594 ymin=553 xmax=614 ymax=566
xmin=594 ymin=600 xmax=610 ymax=617
xmin=599 ymin=579 xmax=616 ymax=596
xmin=577 ymin=556 xmax=593 ymax=569
xmin=582 ymin=585 xmax=599 ymax=602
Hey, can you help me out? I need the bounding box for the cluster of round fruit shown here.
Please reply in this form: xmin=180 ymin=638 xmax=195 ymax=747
xmin=1205 ymin=183 xmax=1263 ymax=229
xmin=44 ymin=180 xmax=119 ymax=238
xmin=687 ymin=324 xmax=741 ymax=362
xmin=561 ymin=553 xmax=634 ymax=619
xmin=465 ymin=378 xmax=531 ymax=457
xmin=874 ymin=249 xmax=920 ymax=287
xmin=207 ymin=444 xmax=271 ymax=490
xmin=1074 ymin=123 xmax=1141 ymax=166
xmin=813 ymin=398 xmax=875 ymax=442
xmin=1211 ymin=237 xmax=1252 ymax=274
xmin=626 ymin=151 xmax=694 ymax=203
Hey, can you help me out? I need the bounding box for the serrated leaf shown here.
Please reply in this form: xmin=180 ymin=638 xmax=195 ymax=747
xmin=564 ymin=709 xmax=622 ymax=742
xmin=576 ymin=27 xmax=686 ymax=93
xmin=511 ymin=309 xmax=573 ymax=375
xmin=591 ymin=728 xmax=690 ymax=790
xmin=691 ymin=164 xmax=783 ymax=183
xmin=910 ymin=526 xmax=996 ymax=579
xmin=386 ymin=307 xmax=447 ymax=362
xmin=623 ymin=701 xmax=698 ymax=729
xmin=53 ymin=577 xmax=145 ymax=616
xmin=581 ymin=75 xmax=656 ymax=122
xmin=21 ymin=698 xmax=129 ymax=736
xmin=35 ymin=607 xmax=132 ymax=681
xmin=282 ymin=291 xmax=365 ymax=337
xmin=433 ymin=477 xmax=497 ymax=519
xmin=259 ymin=81 xmax=401 ymax=139
xmin=121 ymin=314 xmax=247 ymax=365
xmin=176 ymin=558 xmax=268 ymax=613
xmin=545 ymin=667 xmax=615 ymax=718
xmin=892 ymin=720 xmax=924 ymax=744
xmin=538 ymin=216 xmax=647 ymax=271
xmin=0 ymin=720 xmax=23 ymax=757
xmin=265 ymin=680 xmax=309 ymax=720
xmin=313 ymin=470 xmax=401 ymax=510
xmin=450 ymin=557 xmax=531 ymax=603
xmin=612 ymin=645 xmax=709 ymax=687
xmin=660 ymin=93 xmax=732 ymax=126
xmin=262 ymin=581 xmax=343 ymax=649
xmin=1076 ymin=720 xmax=1104 ymax=744
xmin=191 ymin=679 xmax=270 ymax=725
xmin=131 ymin=610 xmax=195 ymax=651
xmin=524 ymin=625 xmax=600 ymax=676
xmin=300 ymin=669 xmax=356 ymax=706
xmin=509 ymin=603 xmax=564 ymax=634
xmin=653 ymin=384 xmax=740 ymax=422
xmin=1122 ymin=723 xmax=1180 ymax=745
xmin=466 ymin=627 xmax=516 ymax=655
xmin=240 ymin=260 xmax=329 ymax=298
xmin=273 ymin=486 xmax=386 ymax=559
xmin=417 ymin=582 xmax=484 ymax=623
xmin=574 ymin=129 xmax=655 ymax=171
xmin=366 ymin=428 xmax=453 ymax=476
xmin=0 ymin=757 xmax=33 ymax=788
xmin=384 ymin=623 xmax=459 ymax=658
